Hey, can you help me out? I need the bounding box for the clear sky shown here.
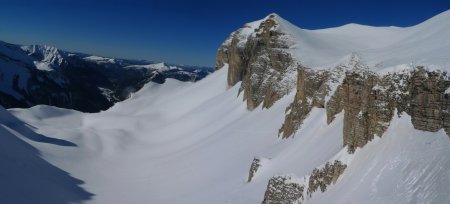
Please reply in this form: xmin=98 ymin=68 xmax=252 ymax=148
xmin=0 ymin=0 xmax=448 ymax=66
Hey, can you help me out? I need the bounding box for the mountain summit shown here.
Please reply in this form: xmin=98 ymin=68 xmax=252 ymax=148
xmin=0 ymin=41 xmax=213 ymax=112
xmin=1 ymin=10 xmax=449 ymax=204
xmin=215 ymin=11 xmax=450 ymax=202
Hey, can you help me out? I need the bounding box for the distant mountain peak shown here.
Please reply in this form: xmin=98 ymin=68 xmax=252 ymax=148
xmin=21 ymin=44 xmax=67 ymax=70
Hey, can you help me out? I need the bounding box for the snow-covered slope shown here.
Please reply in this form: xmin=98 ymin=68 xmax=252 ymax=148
xmin=2 ymin=10 xmax=450 ymax=204
xmin=0 ymin=106 xmax=92 ymax=204
xmin=8 ymin=65 xmax=450 ymax=204
xmin=242 ymin=10 xmax=450 ymax=70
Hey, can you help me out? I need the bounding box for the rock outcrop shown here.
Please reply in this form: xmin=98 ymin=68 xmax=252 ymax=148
xmin=278 ymin=66 xmax=330 ymax=138
xmin=279 ymin=63 xmax=450 ymax=153
xmin=409 ymin=69 xmax=450 ymax=134
xmin=216 ymin=14 xmax=297 ymax=110
xmin=218 ymin=12 xmax=450 ymax=204
xmin=262 ymin=175 xmax=305 ymax=204
xmin=248 ymin=157 xmax=262 ymax=182
xmin=261 ymin=160 xmax=346 ymax=204
xmin=306 ymin=160 xmax=347 ymax=197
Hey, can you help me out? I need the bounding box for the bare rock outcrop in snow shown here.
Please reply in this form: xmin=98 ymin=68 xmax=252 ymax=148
xmin=219 ymin=11 xmax=450 ymax=203
xmin=216 ymin=14 xmax=297 ymax=110
xmin=306 ymin=160 xmax=347 ymax=197
xmin=261 ymin=160 xmax=347 ymax=204
xmin=262 ymin=175 xmax=305 ymax=204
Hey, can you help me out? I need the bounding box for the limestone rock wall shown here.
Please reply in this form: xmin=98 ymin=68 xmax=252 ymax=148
xmin=409 ymin=69 xmax=450 ymax=134
xmin=262 ymin=175 xmax=305 ymax=204
xmin=248 ymin=157 xmax=262 ymax=182
xmin=261 ymin=160 xmax=346 ymax=204
xmin=216 ymin=14 xmax=297 ymax=110
xmin=281 ymin=65 xmax=449 ymax=153
xmin=306 ymin=160 xmax=347 ymax=197
xmin=279 ymin=66 xmax=329 ymax=138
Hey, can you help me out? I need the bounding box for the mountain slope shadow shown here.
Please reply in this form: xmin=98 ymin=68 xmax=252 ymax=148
xmin=0 ymin=107 xmax=93 ymax=204
xmin=0 ymin=106 xmax=76 ymax=146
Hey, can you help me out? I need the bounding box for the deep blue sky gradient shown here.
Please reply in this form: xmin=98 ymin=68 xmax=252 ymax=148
xmin=0 ymin=0 xmax=449 ymax=66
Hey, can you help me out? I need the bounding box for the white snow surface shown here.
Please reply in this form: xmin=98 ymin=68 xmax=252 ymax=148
xmin=3 ymin=10 xmax=450 ymax=204
xmin=21 ymin=45 xmax=66 ymax=71
xmin=124 ymin=62 xmax=171 ymax=71
xmin=233 ymin=10 xmax=450 ymax=72
xmin=83 ymin=56 xmax=116 ymax=64
xmin=8 ymin=65 xmax=450 ymax=204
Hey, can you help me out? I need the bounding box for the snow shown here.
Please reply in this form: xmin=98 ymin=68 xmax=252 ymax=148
xmin=1 ymin=10 xmax=450 ymax=204
xmin=21 ymin=45 xmax=66 ymax=68
xmin=124 ymin=62 xmax=170 ymax=71
xmin=0 ymin=106 xmax=92 ymax=204
xmin=3 ymin=63 xmax=449 ymax=204
xmin=6 ymin=66 xmax=339 ymax=203
xmin=309 ymin=112 xmax=450 ymax=204
xmin=84 ymin=55 xmax=116 ymax=64
xmin=33 ymin=61 xmax=54 ymax=71
xmin=249 ymin=11 xmax=450 ymax=72
xmin=445 ymin=87 xmax=450 ymax=94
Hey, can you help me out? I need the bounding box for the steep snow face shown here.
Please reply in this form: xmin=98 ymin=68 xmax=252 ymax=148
xmin=83 ymin=56 xmax=116 ymax=64
xmin=309 ymin=113 xmax=450 ymax=204
xmin=125 ymin=62 xmax=170 ymax=71
xmin=21 ymin=45 xmax=67 ymax=71
xmin=9 ymin=65 xmax=450 ymax=204
xmin=3 ymin=10 xmax=450 ymax=204
xmin=232 ymin=11 xmax=450 ymax=71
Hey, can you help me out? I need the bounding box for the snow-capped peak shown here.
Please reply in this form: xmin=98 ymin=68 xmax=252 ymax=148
xmin=21 ymin=44 xmax=67 ymax=71
xmin=227 ymin=10 xmax=450 ymax=72
xmin=83 ymin=55 xmax=116 ymax=64
xmin=124 ymin=62 xmax=173 ymax=72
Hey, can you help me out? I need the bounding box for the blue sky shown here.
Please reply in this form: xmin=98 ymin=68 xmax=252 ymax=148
xmin=0 ymin=0 xmax=448 ymax=66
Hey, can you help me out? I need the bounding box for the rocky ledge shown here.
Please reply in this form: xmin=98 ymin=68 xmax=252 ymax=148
xmin=216 ymin=14 xmax=297 ymax=110
xmin=218 ymin=13 xmax=450 ymax=204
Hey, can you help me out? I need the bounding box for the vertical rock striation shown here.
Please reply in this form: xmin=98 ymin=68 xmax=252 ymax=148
xmin=279 ymin=66 xmax=329 ymax=138
xmin=219 ymin=12 xmax=450 ymax=204
xmin=261 ymin=160 xmax=347 ymax=204
xmin=262 ymin=175 xmax=305 ymax=204
xmin=306 ymin=160 xmax=347 ymax=197
xmin=216 ymin=14 xmax=297 ymax=110
xmin=281 ymin=63 xmax=449 ymax=153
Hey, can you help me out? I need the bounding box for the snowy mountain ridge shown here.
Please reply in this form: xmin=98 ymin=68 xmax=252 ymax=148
xmin=0 ymin=10 xmax=449 ymax=204
xmin=0 ymin=41 xmax=213 ymax=112
xmin=21 ymin=44 xmax=67 ymax=71
xmin=226 ymin=10 xmax=450 ymax=70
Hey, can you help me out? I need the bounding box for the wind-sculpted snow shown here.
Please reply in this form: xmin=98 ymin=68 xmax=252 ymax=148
xmin=0 ymin=106 xmax=93 ymax=204
xmin=7 ymin=62 xmax=450 ymax=204
xmin=3 ymin=10 xmax=450 ymax=204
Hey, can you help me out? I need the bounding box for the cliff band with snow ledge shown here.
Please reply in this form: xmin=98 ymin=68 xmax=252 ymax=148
xmin=1 ymin=11 xmax=449 ymax=204
xmin=217 ymin=12 xmax=450 ymax=203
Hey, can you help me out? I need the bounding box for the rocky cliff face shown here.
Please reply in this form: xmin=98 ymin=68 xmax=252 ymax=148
xmin=217 ymin=13 xmax=450 ymax=204
xmin=262 ymin=175 xmax=305 ymax=204
xmin=216 ymin=14 xmax=297 ymax=110
xmin=278 ymin=56 xmax=450 ymax=152
xmin=261 ymin=160 xmax=347 ymax=204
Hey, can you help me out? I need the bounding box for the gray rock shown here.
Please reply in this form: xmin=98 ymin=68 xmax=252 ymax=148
xmin=216 ymin=14 xmax=296 ymax=110
xmin=262 ymin=175 xmax=305 ymax=204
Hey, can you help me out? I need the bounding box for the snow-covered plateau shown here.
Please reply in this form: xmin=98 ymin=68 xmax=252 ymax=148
xmin=1 ymin=10 xmax=450 ymax=204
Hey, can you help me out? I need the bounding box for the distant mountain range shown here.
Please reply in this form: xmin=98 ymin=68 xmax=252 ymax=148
xmin=0 ymin=41 xmax=213 ymax=112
